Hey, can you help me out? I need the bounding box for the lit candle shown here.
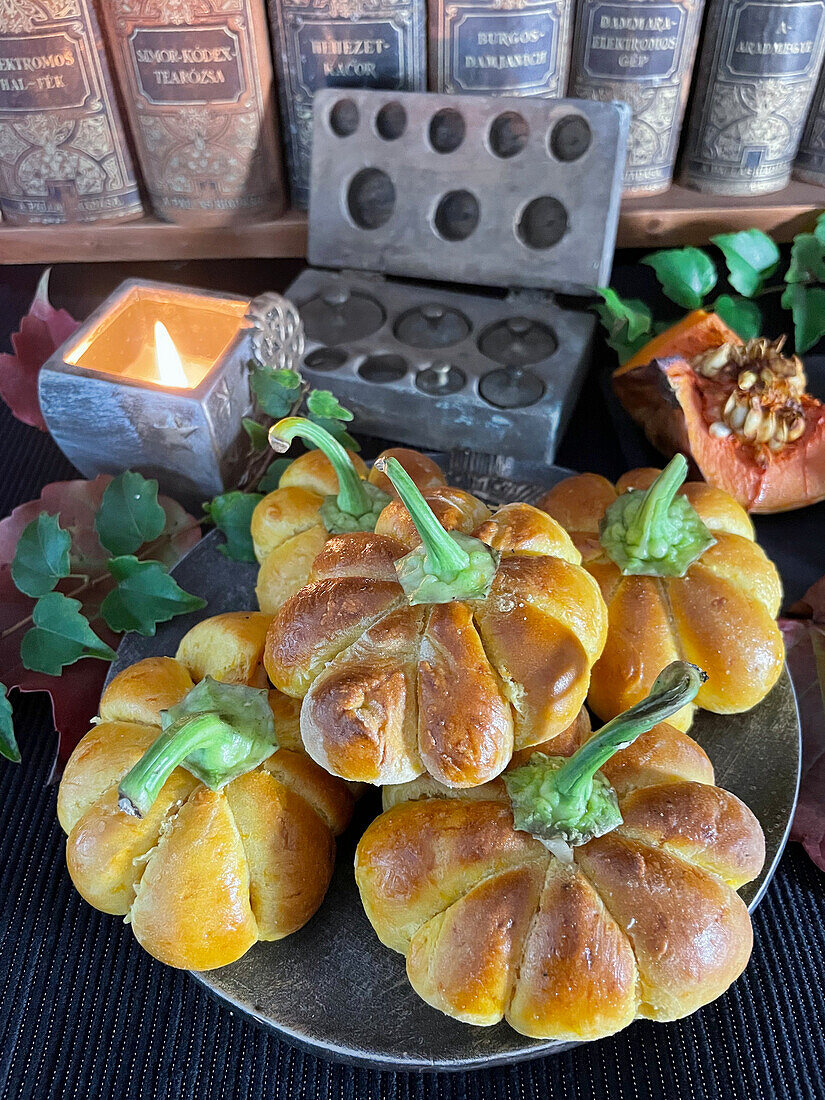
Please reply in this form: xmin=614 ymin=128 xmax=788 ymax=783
xmin=38 ymin=278 xmax=255 ymax=505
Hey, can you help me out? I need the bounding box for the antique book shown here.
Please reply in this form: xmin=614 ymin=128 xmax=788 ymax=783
xmin=100 ymin=0 xmax=285 ymax=224
xmin=428 ymin=0 xmax=574 ymax=97
xmin=0 ymin=0 xmax=143 ymax=226
xmin=267 ymin=0 xmax=426 ymax=208
xmin=680 ymin=0 xmax=825 ymax=194
xmin=794 ymin=59 xmax=825 ymax=180
xmin=568 ymin=0 xmax=706 ymax=194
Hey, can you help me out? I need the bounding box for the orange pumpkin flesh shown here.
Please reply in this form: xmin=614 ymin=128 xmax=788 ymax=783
xmin=614 ymin=313 xmax=825 ymax=513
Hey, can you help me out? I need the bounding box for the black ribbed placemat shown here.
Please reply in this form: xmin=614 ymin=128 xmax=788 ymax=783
xmin=1 ymin=381 xmax=824 ymax=1099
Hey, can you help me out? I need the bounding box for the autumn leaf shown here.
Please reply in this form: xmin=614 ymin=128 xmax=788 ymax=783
xmin=0 ymin=269 xmax=79 ymax=431
xmin=780 ymin=576 xmax=825 ymax=871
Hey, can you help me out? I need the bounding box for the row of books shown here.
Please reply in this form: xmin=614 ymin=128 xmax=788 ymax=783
xmin=2 ymin=0 xmax=825 ymax=228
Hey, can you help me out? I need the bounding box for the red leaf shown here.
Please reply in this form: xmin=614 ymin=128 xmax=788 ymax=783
xmin=0 ymin=269 xmax=80 ymax=431
xmin=0 ymin=475 xmax=202 ymax=771
xmin=780 ymin=580 xmax=825 ymax=871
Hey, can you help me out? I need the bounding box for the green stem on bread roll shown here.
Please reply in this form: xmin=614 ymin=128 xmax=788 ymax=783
xmin=374 ymin=456 xmax=499 ymax=605
xmin=269 ymin=417 xmax=389 ymax=533
xmin=503 ymin=661 xmax=707 ymax=851
xmin=118 ymin=678 xmax=277 ymax=817
xmin=599 ymin=454 xmax=716 ymax=577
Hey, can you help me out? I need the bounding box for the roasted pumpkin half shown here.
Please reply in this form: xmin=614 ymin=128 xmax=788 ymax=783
xmin=538 ymin=455 xmax=784 ymax=729
xmin=252 ymin=417 xmax=446 ymax=613
xmin=57 ymin=612 xmax=354 ymax=971
xmin=614 ymin=310 xmax=825 ymax=513
xmin=356 ymin=664 xmax=765 ymax=1042
xmin=265 ymin=458 xmax=607 ymax=788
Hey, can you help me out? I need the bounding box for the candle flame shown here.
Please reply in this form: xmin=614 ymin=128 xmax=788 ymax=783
xmin=154 ymin=322 xmax=188 ymax=387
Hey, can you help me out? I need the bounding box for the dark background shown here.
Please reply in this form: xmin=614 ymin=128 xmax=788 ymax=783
xmin=1 ymin=257 xmax=824 ymax=1099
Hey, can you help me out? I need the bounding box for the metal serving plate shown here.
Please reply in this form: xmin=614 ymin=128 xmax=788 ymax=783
xmin=110 ymin=457 xmax=801 ymax=1072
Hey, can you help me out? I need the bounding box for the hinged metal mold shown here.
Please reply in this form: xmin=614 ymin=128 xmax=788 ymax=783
xmin=287 ymin=88 xmax=629 ymax=463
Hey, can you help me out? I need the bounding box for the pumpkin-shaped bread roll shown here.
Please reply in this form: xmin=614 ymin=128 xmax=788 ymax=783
xmin=538 ymin=456 xmax=784 ymax=729
xmin=58 ymin=613 xmax=354 ymax=971
xmin=251 ymin=416 xmax=446 ymax=614
xmin=356 ymin=665 xmax=765 ymax=1041
xmin=265 ymin=458 xmax=607 ymax=788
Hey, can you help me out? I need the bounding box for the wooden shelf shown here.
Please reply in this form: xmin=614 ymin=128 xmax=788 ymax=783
xmin=0 ymin=209 xmax=308 ymax=264
xmin=617 ymin=180 xmax=825 ymax=248
xmin=1 ymin=181 xmax=825 ymax=263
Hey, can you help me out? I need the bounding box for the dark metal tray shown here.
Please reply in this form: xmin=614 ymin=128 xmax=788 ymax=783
xmin=108 ymin=458 xmax=800 ymax=1072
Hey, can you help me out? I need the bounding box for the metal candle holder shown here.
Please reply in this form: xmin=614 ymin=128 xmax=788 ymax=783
xmin=38 ymin=279 xmax=255 ymax=507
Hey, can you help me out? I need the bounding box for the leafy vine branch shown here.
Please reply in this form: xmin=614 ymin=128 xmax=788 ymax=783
xmin=594 ymin=216 xmax=825 ymax=362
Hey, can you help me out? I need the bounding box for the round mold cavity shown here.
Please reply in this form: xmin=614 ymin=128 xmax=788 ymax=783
xmin=301 ymin=289 xmax=385 ymax=344
xmin=549 ymin=114 xmax=592 ymax=162
xmin=304 ymin=347 xmax=348 ymax=372
xmin=429 ymin=108 xmax=466 ymax=154
xmin=416 ymin=362 xmax=466 ymax=395
xmin=517 ymin=196 xmax=568 ymax=250
xmin=489 ymin=112 xmax=529 ymax=159
xmin=479 ymin=367 xmax=545 ymax=409
xmin=329 ymin=98 xmax=359 ymax=138
xmin=394 ymin=304 xmax=471 ymax=349
xmin=375 ymin=101 xmax=407 ymax=141
xmin=477 ymin=317 xmax=557 ymax=366
xmin=346 ymin=168 xmax=395 ymax=230
xmin=358 ymin=354 xmax=408 ymax=383
xmin=434 ymin=190 xmax=479 ymax=242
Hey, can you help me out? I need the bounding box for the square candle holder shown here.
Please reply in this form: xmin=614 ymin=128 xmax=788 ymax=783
xmin=39 ymin=279 xmax=254 ymax=508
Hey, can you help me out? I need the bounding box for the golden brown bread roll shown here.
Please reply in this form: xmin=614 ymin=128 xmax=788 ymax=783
xmin=253 ymin=448 xmax=446 ymax=614
xmin=58 ymin=614 xmax=354 ymax=971
xmin=538 ymin=466 xmax=784 ymax=729
xmin=355 ymin=719 xmax=764 ymax=1041
xmin=265 ymin=491 xmax=607 ymax=788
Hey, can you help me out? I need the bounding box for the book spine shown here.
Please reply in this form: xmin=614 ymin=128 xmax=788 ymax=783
xmin=568 ymin=0 xmax=706 ymax=194
xmin=680 ymin=0 xmax=825 ymax=194
xmin=0 ymin=0 xmax=143 ymax=226
xmin=101 ymin=0 xmax=286 ymax=225
xmin=428 ymin=0 xmax=574 ymax=98
xmin=794 ymin=57 xmax=825 ymax=179
xmin=267 ymin=0 xmax=426 ymax=208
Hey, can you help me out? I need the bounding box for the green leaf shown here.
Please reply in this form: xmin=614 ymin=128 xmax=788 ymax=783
xmin=711 ymin=230 xmax=779 ymax=297
xmin=814 ymin=211 xmax=825 ymax=245
xmin=251 ymin=366 xmax=303 ymax=418
xmin=785 ymin=233 xmax=825 ymax=285
xmin=100 ymin=557 xmax=206 ymax=636
xmin=0 ymin=683 xmax=19 ymax=763
xmin=712 ymin=295 xmax=763 ymax=339
xmin=243 ymin=417 xmax=269 ymax=451
xmin=642 ymin=248 xmax=717 ymax=309
xmin=94 ymin=471 xmax=166 ymax=557
xmin=20 ymin=592 xmax=116 ymax=675
xmin=306 ymin=389 xmax=354 ymax=422
xmin=203 ymin=491 xmax=263 ymax=562
xmin=782 ymin=283 xmax=825 ymax=353
xmin=11 ymin=513 xmax=71 ymax=598
xmin=591 ymin=288 xmax=653 ymax=363
xmin=593 ymin=287 xmax=653 ymax=342
xmin=257 ymin=457 xmax=292 ymax=493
